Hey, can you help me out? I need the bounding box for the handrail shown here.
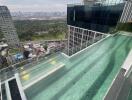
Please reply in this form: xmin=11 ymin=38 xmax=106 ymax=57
xmin=68 ymin=25 xmax=108 ymax=35
xmin=64 ymin=26 xmax=109 ymax=56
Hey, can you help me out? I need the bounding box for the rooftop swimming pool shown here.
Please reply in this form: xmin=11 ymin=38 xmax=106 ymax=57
xmin=19 ymin=33 xmax=132 ymax=100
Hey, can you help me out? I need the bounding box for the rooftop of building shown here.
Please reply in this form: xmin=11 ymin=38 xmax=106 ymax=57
xmin=0 ymin=31 xmax=132 ymax=100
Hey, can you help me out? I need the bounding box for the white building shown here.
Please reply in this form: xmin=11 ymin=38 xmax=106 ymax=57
xmin=0 ymin=6 xmax=20 ymax=47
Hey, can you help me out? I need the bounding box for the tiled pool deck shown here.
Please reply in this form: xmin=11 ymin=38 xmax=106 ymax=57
xmin=18 ymin=33 xmax=132 ymax=100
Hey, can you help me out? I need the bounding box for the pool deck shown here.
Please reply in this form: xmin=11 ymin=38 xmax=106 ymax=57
xmin=22 ymin=33 xmax=132 ymax=100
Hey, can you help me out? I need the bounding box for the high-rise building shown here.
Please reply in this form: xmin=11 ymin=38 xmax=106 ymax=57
xmin=120 ymin=0 xmax=132 ymax=23
xmin=66 ymin=1 xmax=125 ymax=56
xmin=0 ymin=6 xmax=20 ymax=47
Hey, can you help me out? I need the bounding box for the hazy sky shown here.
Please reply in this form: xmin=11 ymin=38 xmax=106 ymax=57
xmin=0 ymin=0 xmax=81 ymax=12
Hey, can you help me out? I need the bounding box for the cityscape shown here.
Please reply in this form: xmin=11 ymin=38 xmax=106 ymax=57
xmin=11 ymin=12 xmax=67 ymax=20
xmin=0 ymin=0 xmax=132 ymax=100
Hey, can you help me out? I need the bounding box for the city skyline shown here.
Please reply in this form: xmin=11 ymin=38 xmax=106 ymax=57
xmin=0 ymin=0 xmax=81 ymax=12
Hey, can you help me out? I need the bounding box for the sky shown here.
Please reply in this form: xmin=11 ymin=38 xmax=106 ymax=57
xmin=0 ymin=0 xmax=81 ymax=12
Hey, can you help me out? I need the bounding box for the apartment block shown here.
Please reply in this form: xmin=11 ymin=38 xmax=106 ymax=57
xmin=0 ymin=6 xmax=20 ymax=47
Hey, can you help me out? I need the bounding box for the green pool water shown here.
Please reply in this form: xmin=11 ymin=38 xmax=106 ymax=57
xmin=128 ymin=87 xmax=132 ymax=100
xmin=22 ymin=33 xmax=132 ymax=100
xmin=19 ymin=53 xmax=66 ymax=86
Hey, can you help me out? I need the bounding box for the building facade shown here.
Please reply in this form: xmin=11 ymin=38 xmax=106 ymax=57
xmin=0 ymin=6 xmax=20 ymax=47
xmin=66 ymin=1 xmax=125 ymax=56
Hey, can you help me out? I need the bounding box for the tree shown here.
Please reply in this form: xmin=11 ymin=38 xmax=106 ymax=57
xmin=18 ymin=30 xmax=34 ymax=41
xmin=14 ymin=20 xmax=67 ymax=41
xmin=43 ymin=44 xmax=48 ymax=51
xmin=49 ymin=24 xmax=61 ymax=37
